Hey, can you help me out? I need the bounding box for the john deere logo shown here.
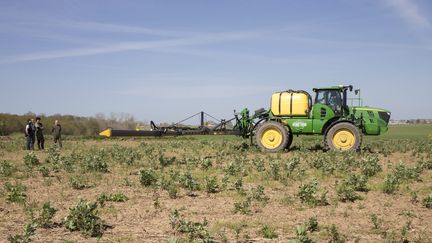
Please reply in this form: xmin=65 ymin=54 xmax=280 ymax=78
xmin=293 ymin=121 xmax=307 ymax=128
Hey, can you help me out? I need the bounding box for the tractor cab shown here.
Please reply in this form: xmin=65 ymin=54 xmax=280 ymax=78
xmin=312 ymin=85 xmax=352 ymax=117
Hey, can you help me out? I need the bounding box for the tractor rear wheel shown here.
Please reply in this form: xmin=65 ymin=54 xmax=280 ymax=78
xmin=325 ymin=122 xmax=361 ymax=151
xmin=256 ymin=121 xmax=289 ymax=152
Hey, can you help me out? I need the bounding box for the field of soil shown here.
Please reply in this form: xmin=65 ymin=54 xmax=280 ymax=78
xmin=0 ymin=124 xmax=431 ymax=242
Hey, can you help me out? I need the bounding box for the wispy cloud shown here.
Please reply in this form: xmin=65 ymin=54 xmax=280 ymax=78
xmin=383 ymin=0 xmax=430 ymax=28
xmin=0 ymin=28 xmax=279 ymax=64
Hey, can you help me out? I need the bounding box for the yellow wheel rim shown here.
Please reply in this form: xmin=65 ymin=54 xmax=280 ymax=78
xmin=332 ymin=129 xmax=356 ymax=150
xmin=260 ymin=127 xmax=283 ymax=149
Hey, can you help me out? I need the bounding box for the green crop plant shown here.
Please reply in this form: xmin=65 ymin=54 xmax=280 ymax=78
xmin=38 ymin=165 xmax=50 ymax=177
xmin=393 ymin=163 xmax=422 ymax=182
xmin=304 ymin=216 xmax=319 ymax=232
xmin=4 ymin=182 xmax=27 ymax=204
xmin=97 ymin=192 xmax=128 ymax=206
xmin=23 ymin=152 xmax=39 ymax=169
xmin=297 ymin=180 xmax=328 ymax=207
xmin=370 ymin=213 xmax=381 ymax=229
xmin=423 ymin=194 xmax=432 ymax=209
xmin=234 ymin=177 xmax=244 ymax=194
xmin=64 ymin=199 xmax=104 ymax=237
xmin=250 ymin=185 xmax=269 ymax=203
xmin=159 ymin=154 xmax=176 ymax=168
xmin=0 ymin=160 xmax=15 ymax=177
xmin=233 ymin=197 xmax=252 ymax=215
xmin=37 ymin=202 xmax=57 ymax=228
xmin=382 ymin=174 xmax=400 ymax=194
xmin=139 ymin=168 xmax=158 ymax=187
xmin=69 ymin=176 xmax=89 ymax=190
xmin=80 ymin=154 xmax=108 ymax=173
xmin=252 ymin=158 xmax=265 ymax=172
xmin=269 ymin=160 xmax=281 ymax=180
xmin=179 ymin=171 xmax=200 ymax=194
xmin=291 ymin=225 xmax=315 ymax=243
xmin=204 ymin=176 xmax=219 ymax=193
xmin=260 ymin=224 xmax=278 ymax=239
xmin=360 ymin=155 xmax=382 ymax=177
xmin=8 ymin=222 xmax=37 ymax=243
xmin=200 ymin=158 xmax=212 ymax=170
xmin=336 ymin=178 xmax=363 ymax=202
xmin=169 ymin=208 xmax=213 ymax=241
xmin=326 ymin=224 xmax=345 ymax=243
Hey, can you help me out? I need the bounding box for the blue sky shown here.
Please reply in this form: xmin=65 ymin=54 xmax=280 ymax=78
xmin=0 ymin=0 xmax=431 ymax=123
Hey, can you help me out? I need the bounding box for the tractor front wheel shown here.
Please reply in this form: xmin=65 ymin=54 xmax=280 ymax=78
xmin=325 ymin=122 xmax=361 ymax=151
xmin=256 ymin=121 xmax=290 ymax=153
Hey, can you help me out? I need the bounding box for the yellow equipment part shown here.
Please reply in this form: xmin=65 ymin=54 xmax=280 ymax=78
xmin=260 ymin=127 xmax=283 ymax=149
xmin=99 ymin=128 xmax=112 ymax=137
xmin=332 ymin=129 xmax=355 ymax=150
xmin=271 ymin=91 xmax=310 ymax=116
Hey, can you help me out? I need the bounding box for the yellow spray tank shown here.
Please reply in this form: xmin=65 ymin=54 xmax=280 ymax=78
xmin=270 ymin=90 xmax=311 ymax=116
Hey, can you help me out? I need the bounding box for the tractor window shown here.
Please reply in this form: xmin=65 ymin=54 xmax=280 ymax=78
xmin=315 ymin=90 xmax=342 ymax=114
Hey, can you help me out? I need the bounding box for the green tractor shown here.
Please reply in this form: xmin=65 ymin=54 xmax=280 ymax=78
xmin=237 ymin=85 xmax=391 ymax=152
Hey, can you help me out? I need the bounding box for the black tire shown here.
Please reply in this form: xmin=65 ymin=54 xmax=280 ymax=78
xmin=286 ymin=132 xmax=294 ymax=149
xmin=256 ymin=121 xmax=289 ymax=153
xmin=325 ymin=122 xmax=362 ymax=151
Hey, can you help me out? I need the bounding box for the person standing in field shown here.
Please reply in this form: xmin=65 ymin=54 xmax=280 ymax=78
xmin=52 ymin=120 xmax=62 ymax=148
xmin=35 ymin=117 xmax=45 ymax=150
xmin=30 ymin=118 xmax=36 ymax=150
xmin=24 ymin=119 xmax=34 ymax=150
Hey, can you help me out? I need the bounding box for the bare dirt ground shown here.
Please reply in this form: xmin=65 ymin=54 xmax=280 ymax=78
xmin=0 ymin=136 xmax=431 ymax=242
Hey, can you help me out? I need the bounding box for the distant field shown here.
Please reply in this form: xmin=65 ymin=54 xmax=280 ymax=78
xmin=380 ymin=124 xmax=432 ymax=139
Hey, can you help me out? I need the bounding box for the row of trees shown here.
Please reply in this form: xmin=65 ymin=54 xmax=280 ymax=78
xmin=0 ymin=112 xmax=142 ymax=136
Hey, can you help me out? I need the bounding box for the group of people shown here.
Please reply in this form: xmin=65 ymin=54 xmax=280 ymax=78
xmin=25 ymin=118 xmax=62 ymax=150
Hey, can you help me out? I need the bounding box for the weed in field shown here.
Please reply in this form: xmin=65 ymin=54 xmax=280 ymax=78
xmin=297 ymin=180 xmax=328 ymax=207
xmin=382 ymin=174 xmax=400 ymax=194
xmin=234 ymin=177 xmax=245 ymax=194
xmin=139 ymin=168 xmax=158 ymax=187
xmin=423 ymin=194 xmax=432 ymax=209
xmin=260 ymin=224 xmax=278 ymax=239
xmin=410 ymin=191 xmax=419 ymax=203
xmin=221 ymin=173 xmax=230 ymax=190
xmin=64 ymin=199 xmax=104 ymax=237
xmin=4 ymin=182 xmax=27 ymax=204
xmin=153 ymin=190 xmax=161 ymax=210
xmin=37 ymin=202 xmax=57 ymax=228
xmin=205 ymin=176 xmax=219 ymax=193
xmin=0 ymin=160 xmax=15 ymax=177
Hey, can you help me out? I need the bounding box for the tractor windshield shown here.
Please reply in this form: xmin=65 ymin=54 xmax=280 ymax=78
xmin=315 ymin=90 xmax=342 ymax=115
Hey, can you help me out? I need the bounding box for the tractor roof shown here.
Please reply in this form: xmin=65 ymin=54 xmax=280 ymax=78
xmin=313 ymin=85 xmax=353 ymax=92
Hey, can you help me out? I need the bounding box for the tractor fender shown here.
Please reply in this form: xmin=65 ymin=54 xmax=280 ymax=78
xmin=322 ymin=119 xmax=356 ymax=136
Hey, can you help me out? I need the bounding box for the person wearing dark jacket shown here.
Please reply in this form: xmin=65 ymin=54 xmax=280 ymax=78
xmin=35 ymin=117 xmax=45 ymax=150
xmin=25 ymin=119 xmax=34 ymax=150
xmin=52 ymin=120 xmax=62 ymax=148
xmin=30 ymin=118 xmax=36 ymax=150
